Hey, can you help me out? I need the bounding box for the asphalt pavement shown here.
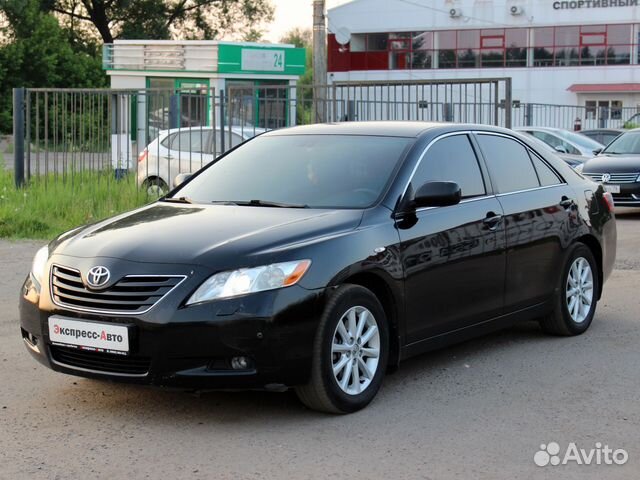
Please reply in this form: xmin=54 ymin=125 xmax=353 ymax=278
xmin=1 ymin=210 xmax=639 ymax=479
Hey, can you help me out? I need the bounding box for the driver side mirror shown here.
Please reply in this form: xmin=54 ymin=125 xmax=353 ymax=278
xmin=593 ymin=147 xmax=603 ymax=155
xmin=174 ymin=173 xmax=192 ymax=188
xmin=413 ymin=181 xmax=462 ymax=208
xmin=554 ymin=145 xmax=569 ymax=154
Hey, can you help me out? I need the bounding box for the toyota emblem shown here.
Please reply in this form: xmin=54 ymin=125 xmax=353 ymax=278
xmin=602 ymin=173 xmax=611 ymax=183
xmin=86 ymin=266 xmax=110 ymax=288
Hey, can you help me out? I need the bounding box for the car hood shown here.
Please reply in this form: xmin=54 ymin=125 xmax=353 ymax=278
xmin=51 ymin=202 xmax=364 ymax=268
xmin=582 ymin=154 xmax=640 ymax=173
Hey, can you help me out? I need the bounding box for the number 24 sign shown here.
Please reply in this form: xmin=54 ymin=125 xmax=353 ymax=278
xmin=241 ymin=49 xmax=285 ymax=72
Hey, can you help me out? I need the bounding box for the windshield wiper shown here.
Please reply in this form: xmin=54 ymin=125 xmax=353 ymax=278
xmin=161 ymin=196 xmax=194 ymax=204
xmin=233 ymin=199 xmax=309 ymax=208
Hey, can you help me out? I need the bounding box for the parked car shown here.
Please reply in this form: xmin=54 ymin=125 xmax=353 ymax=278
xmin=576 ymin=128 xmax=640 ymax=207
xmin=579 ymin=128 xmax=624 ymax=146
xmin=21 ymin=122 xmax=616 ymax=413
xmin=623 ymin=112 xmax=640 ymax=129
xmin=516 ymin=127 xmax=604 ymax=157
xmin=523 ymin=135 xmax=588 ymax=169
xmin=137 ymin=126 xmax=265 ymax=195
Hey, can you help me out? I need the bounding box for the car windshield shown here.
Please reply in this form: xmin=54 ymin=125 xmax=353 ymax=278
xmin=553 ymin=130 xmax=604 ymax=150
xmin=172 ymin=134 xmax=413 ymax=208
xmin=603 ymin=131 xmax=640 ymax=154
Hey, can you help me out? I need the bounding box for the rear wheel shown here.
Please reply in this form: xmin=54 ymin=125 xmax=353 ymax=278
xmin=540 ymin=243 xmax=599 ymax=336
xmin=142 ymin=178 xmax=168 ymax=197
xmin=295 ymin=285 xmax=389 ymax=413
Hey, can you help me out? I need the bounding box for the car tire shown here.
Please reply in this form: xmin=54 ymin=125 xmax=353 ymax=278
xmin=540 ymin=243 xmax=599 ymax=336
xmin=142 ymin=178 xmax=168 ymax=197
xmin=295 ymin=284 xmax=389 ymax=414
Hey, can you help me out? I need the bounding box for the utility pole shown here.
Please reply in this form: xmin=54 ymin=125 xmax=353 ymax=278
xmin=313 ymin=0 xmax=327 ymax=123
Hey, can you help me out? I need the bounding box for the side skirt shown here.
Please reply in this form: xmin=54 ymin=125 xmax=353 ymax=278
xmin=399 ymin=300 xmax=553 ymax=361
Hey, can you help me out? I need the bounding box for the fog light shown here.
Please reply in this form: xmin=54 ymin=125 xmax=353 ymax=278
xmin=231 ymin=356 xmax=250 ymax=370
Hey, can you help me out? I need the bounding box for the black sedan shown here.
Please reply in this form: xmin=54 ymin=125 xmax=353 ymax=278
xmin=20 ymin=122 xmax=617 ymax=413
xmin=579 ymin=128 xmax=624 ymax=147
xmin=577 ymin=128 xmax=640 ymax=207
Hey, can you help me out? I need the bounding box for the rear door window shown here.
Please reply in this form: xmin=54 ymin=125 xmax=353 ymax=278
xmin=476 ymin=134 xmax=540 ymax=193
xmin=213 ymin=132 xmax=245 ymax=155
xmin=170 ymin=130 xmax=210 ymax=153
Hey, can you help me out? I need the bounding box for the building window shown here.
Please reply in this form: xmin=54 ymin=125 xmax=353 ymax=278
xmin=586 ymin=100 xmax=623 ymax=120
xmin=435 ymin=28 xmax=527 ymax=69
xmin=438 ymin=30 xmax=457 ymax=68
xmin=605 ymin=24 xmax=632 ymax=64
xmin=480 ymin=30 xmax=505 ymax=68
xmin=533 ymin=25 xmax=632 ymax=67
xmin=457 ymin=30 xmax=480 ymax=68
xmin=330 ymin=23 xmax=635 ymax=72
xmin=366 ymin=33 xmax=388 ymax=51
xmin=411 ymin=31 xmax=433 ymax=69
xmin=532 ymin=27 xmax=554 ymax=66
xmin=506 ymin=28 xmax=528 ymax=67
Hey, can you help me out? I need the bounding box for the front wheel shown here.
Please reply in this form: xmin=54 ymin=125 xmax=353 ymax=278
xmin=540 ymin=243 xmax=599 ymax=336
xmin=295 ymin=285 xmax=389 ymax=413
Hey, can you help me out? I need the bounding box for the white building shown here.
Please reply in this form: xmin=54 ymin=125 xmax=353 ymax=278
xmin=327 ymin=0 xmax=640 ymax=127
xmin=103 ymin=40 xmax=306 ymax=142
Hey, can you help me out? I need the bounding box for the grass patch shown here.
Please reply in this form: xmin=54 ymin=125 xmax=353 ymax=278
xmin=0 ymin=166 xmax=153 ymax=240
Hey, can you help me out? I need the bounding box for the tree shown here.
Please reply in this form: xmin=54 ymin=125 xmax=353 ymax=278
xmin=280 ymin=28 xmax=314 ymax=124
xmin=279 ymin=27 xmax=312 ymax=49
xmin=49 ymin=0 xmax=275 ymax=43
xmin=0 ymin=0 xmax=107 ymax=131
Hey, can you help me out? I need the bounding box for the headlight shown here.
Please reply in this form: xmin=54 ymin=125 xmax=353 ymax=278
xmin=186 ymin=260 xmax=311 ymax=305
xmin=30 ymin=245 xmax=49 ymax=287
xmin=574 ymin=163 xmax=584 ymax=173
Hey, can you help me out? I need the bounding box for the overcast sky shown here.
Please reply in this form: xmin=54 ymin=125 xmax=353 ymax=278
xmin=263 ymin=0 xmax=352 ymax=42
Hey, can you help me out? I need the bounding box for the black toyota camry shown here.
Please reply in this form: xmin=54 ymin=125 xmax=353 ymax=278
xmin=20 ymin=122 xmax=617 ymax=413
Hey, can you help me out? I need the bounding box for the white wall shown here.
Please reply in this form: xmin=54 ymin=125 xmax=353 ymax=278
xmin=329 ymin=0 xmax=640 ymax=33
xmin=330 ymin=64 xmax=640 ymax=105
xmin=108 ymin=75 xmax=146 ymax=89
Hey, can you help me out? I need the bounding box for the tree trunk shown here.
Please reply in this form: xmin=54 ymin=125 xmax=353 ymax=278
xmin=82 ymin=0 xmax=114 ymax=43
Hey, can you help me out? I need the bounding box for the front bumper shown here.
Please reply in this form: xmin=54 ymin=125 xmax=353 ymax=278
xmin=19 ymin=263 xmax=326 ymax=390
xmin=609 ymin=183 xmax=640 ymax=207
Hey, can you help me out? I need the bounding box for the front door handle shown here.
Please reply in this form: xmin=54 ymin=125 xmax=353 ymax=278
xmin=483 ymin=212 xmax=503 ymax=230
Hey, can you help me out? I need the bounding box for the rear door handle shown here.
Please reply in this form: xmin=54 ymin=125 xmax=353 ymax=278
xmin=483 ymin=212 xmax=503 ymax=230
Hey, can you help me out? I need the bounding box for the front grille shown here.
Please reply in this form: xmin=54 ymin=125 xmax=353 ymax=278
xmin=50 ymin=345 xmax=150 ymax=375
xmin=585 ymin=173 xmax=639 ymax=184
xmin=51 ymin=265 xmax=185 ymax=315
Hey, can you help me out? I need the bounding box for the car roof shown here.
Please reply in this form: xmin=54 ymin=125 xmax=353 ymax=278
xmin=159 ymin=126 xmax=265 ymax=138
xmin=261 ymin=121 xmax=511 ymax=138
xmin=581 ymin=128 xmax=625 ymax=133
xmin=514 ymin=127 xmax=564 ymax=133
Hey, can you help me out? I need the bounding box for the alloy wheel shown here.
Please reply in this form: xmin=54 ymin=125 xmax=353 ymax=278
xmin=331 ymin=306 xmax=381 ymax=395
xmin=566 ymin=257 xmax=594 ymax=324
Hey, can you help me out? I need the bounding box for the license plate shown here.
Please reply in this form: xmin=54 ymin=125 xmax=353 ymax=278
xmin=603 ymin=184 xmax=620 ymax=194
xmin=48 ymin=316 xmax=130 ymax=354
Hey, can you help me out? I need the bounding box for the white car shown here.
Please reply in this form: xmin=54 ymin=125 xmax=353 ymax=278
xmin=137 ymin=126 xmax=265 ymax=194
xmin=515 ymin=127 xmax=604 ymax=158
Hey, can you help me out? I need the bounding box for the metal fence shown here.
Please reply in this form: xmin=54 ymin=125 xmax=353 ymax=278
xmin=12 ymin=78 xmax=639 ymax=191
xmin=11 ymin=78 xmax=513 ymax=190
xmin=511 ymin=103 xmax=639 ymax=130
